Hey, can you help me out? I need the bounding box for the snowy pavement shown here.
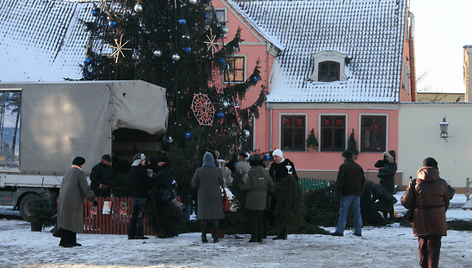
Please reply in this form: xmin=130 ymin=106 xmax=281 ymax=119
xmin=0 ymin=192 xmax=471 ymax=268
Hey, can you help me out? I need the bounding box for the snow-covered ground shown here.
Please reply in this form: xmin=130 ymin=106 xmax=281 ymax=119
xmin=1 ymin=192 xmax=471 ymax=268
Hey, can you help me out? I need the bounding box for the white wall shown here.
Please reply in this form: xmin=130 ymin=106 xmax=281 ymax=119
xmin=398 ymin=103 xmax=472 ymax=188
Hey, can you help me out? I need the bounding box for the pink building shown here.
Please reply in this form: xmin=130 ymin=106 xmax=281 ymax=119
xmin=216 ymin=0 xmax=415 ymax=181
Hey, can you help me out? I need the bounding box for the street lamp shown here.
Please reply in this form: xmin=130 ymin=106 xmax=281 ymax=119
xmin=439 ymin=116 xmax=449 ymax=142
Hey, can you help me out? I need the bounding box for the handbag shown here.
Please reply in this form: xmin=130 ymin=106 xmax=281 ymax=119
xmin=448 ymin=185 xmax=455 ymax=200
xmin=158 ymin=180 xmax=175 ymax=202
xmin=403 ymin=179 xmax=416 ymax=223
xmin=222 ymin=188 xmax=230 ymax=212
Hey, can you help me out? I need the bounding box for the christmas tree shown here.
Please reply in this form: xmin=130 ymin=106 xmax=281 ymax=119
xmin=347 ymin=128 xmax=359 ymax=156
xmin=82 ymin=0 xmax=265 ymax=152
xmin=82 ymin=0 xmax=266 ymax=234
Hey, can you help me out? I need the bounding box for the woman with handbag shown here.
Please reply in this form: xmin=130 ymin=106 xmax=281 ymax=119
xmin=191 ymin=152 xmax=225 ymax=243
xmin=401 ymin=157 xmax=449 ymax=268
xmin=240 ymin=154 xmax=274 ymax=243
xmin=154 ymin=154 xmax=175 ymax=238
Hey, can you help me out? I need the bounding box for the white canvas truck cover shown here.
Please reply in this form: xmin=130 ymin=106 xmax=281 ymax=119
xmin=0 ymin=80 xmax=167 ymax=175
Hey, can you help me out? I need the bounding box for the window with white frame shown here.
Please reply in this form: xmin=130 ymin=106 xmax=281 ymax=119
xmin=215 ymin=9 xmax=226 ymax=23
xmin=361 ymin=115 xmax=386 ymax=152
xmin=311 ymin=50 xmax=348 ymax=82
xmin=320 ymin=115 xmax=346 ymax=151
xmin=281 ymin=115 xmax=305 ymax=151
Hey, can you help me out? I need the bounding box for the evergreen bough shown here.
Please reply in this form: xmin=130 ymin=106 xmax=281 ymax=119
xmin=274 ymin=174 xmax=306 ymax=233
xmin=347 ymin=128 xmax=359 ymax=156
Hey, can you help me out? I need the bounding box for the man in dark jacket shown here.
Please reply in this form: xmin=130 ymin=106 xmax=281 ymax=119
xmin=374 ymin=150 xmax=397 ymax=223
xmin=128 ymin=153 xmax=154 ymax=240
xmin=154 ymin=154 xmax=175 ymax=238
xmin=268 ymin=148 xmax=297 ymax=240
xmin=90 ymin=154 xmax=114 ymax=197
xmin=331 ymin=150 xmax=366 ymax=237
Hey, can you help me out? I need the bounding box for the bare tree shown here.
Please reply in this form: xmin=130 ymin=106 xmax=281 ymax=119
xmin=416 ymin=70 xmax=448 ymax=102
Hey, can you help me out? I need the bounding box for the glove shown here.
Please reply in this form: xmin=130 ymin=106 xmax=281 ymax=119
xmin=92 ymin=200 xmax=99 ymax=207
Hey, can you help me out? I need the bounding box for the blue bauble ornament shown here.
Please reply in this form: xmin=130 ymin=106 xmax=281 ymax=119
xmin=183 ymin=47 xmax=191 ymax=53
xmin=109 ymin=21 xmax=117 ymax=28
xmin=184 ymin=131 xmax=191 ymax=139
xmin=92 ymin=8 xmax=99 ymax=17
xmin=253 ymin=76 xmax=259 ymax=82
xmin=219 ymin=58 xmax=225 ymax=63
xmin=84 ymin=57 xmax=91 ymax=65
xmin=178 ymin=19 xmax=186 ymax=25
xmin=216 ymin=112 xmax=224 ymax=119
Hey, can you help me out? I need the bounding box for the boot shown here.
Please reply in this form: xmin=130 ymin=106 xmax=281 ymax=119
xmin=201 ymin=220 xmax=208 ymax=243
xmin=212 ymin=220 xmax=219 ymax=243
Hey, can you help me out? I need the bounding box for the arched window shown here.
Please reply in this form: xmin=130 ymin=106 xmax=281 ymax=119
xmin=311 ymin=50 xmax=348 ymax=82
xmin=318 ymin=61 xmax=340 ymax=82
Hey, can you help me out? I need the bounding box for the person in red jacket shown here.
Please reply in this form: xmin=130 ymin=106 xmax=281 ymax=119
xmin=401 ymin=157 xmax=449 ymax=268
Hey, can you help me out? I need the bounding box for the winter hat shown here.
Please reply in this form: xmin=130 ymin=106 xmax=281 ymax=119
xmin=132 ymin=153 xmax=146 ymax=167
xmin=102 ymin=154 xmax=112 ymax=162
xmin=161 ymin=144 xmax=170 ymax=152
xmin=249 ymin=154 xmax=263 ymax=167
xmin=272 ymin=149 xmax=283 ymax=159
xmin=423 ymin=157 xmax=438 ymax=169
xmin=202 ymin=152 xmax=216 ymax=167
xmin=342 ymin=150 xmax=353 ymax=159
xmin=72 ymin=156 xmax=86 ymax=166
xmin=156 ymin=154 xmax=170 ymax=163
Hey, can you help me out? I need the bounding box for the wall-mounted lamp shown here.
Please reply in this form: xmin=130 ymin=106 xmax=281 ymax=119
xmin=439 ymin=116 xmax=449 ymax=142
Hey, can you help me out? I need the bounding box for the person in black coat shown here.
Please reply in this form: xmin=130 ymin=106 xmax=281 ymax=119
xmin=128 ymin=153 xmax=154 ymax=240
xmin=154 ymin=154 xmax=175 ymax=238
xmin=331 ymin=150 xmax=366 ymax=236
xmin=90 ymin=154 xmax=114 ymax=197
xmin=361 ymin=180 xmax=397 ymax=226
xmin=268 ymin=149 xmax=297 ymax=240
xmin=374 ymin=150 xmax=397 ymax=223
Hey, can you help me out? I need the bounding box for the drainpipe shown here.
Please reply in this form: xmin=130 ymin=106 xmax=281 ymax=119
xmin=267 ymin=102 xmax=273 ymax=152
xmin=409 ymin=11 xmax=416 ymax=102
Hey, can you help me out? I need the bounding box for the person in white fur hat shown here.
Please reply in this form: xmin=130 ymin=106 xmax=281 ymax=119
xmin=268 ymin=148 xmax=297 ymax=240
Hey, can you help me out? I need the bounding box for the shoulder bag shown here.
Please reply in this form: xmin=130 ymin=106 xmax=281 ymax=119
xmin=158 ymin=179 xmax=175 ymax=202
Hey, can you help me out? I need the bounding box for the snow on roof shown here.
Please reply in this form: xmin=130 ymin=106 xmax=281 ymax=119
xmin=0 ymin=0 xmax=94 ymax=82
xmin=226 ymin=0 xmax=407 ymax=103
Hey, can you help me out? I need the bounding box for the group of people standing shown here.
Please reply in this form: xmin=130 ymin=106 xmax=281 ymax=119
xmin=190 ymin=147 xmax=297 ymax=243
xmin=330 ymin=149 xmax=449 ymax=268
xmin=54 ymin=145 xmax=450 ymax=268
xmin=127 ymin=149 xmax=175 ymax=239
xmin=55 ymin=154 xmax=114 ymax=247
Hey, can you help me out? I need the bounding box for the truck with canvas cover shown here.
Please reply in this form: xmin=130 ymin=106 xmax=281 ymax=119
xmin=0 ymin=80 xmax=168 ymax=220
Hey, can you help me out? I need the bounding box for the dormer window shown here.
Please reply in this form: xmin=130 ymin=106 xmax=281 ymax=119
xmin=311 ymin=50 xmax=348 ymax=82
xmin=319 ymin=61 xmax=340 ymax=82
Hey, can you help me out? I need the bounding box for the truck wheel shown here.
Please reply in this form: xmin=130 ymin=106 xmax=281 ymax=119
xmin=19 ymin=193 xmax=40 ymax=221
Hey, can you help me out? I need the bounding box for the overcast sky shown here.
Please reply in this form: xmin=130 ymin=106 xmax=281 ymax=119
xmin=411 ymin=0 xmax=472 ymax=93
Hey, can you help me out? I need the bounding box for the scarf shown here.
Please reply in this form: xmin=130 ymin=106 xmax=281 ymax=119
xmin=72 ymin=165 xmax=83 ymax=171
